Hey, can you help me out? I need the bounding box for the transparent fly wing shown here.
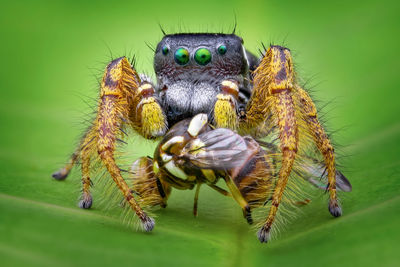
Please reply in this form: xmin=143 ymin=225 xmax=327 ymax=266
xmin=182 ymin=128 xmax=249 ymax=170
xmin=302 ymin=160 xmax=352 ymax=192
xmin=257 ymin=140 xmax=352 ymax=192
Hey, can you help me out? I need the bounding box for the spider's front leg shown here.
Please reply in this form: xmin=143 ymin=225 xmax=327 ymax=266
xmin=243 ymin=46 xmax=340 ymax=242
xmin=52 ymin=57 xmax=167 ymax=231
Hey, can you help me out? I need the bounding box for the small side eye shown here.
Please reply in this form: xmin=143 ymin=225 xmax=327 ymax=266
xmin=217 ymin=45 xmax=227 ymax=55
xmin=174 ymin=48 xmax=190 ymax=65
xmin=162 ymin=45 xmax=169 ymax=55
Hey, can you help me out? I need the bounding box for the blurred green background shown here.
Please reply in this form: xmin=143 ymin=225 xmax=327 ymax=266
xmin=1 ymin=0 xmax=399 ymax=266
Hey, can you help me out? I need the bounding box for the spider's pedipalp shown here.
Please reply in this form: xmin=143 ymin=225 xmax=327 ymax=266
xmin=131 ymin=82 xmax=167 ymax=138
xmin=213 ymin=79 xmax=239 ymax=129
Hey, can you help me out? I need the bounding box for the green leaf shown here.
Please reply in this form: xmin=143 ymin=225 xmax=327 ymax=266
xmin=1 ymin=0 xmax=399 ymax=266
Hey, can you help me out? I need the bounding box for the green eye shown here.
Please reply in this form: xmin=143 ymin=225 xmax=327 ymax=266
xmin=174 ymin=48 xmax=189 ymax=65
xmin=162 ymin=45 xmax=169 ymax=55
xmin=217 ymin=45 xmax=227 ymax=55
xmin=194 ymin=48 xmax=211 ymax=66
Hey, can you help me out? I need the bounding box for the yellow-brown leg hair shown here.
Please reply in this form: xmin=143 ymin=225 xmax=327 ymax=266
xmin=53 ymin=57 xmax=156 ymax=230
xmin=53 ymin=124 xmax=96 ymax=208
xmin=96 ymin=57 xmax=155 ymax=230
xmin=79 ymin=147 xmax=93 ymax=209
xmin=258 ymin=150 xmax=296 ymax=242
xmin=52 ymin=125 xmax=95 ymax=181
xmin=298 ymin=87 xmax=342 ymax=217
xmin=250 ymin=46 xmax=299 ymax=243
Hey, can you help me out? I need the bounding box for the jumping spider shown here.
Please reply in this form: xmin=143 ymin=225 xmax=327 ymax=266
xmin=53 ymin=33 xmax=351 ymax=243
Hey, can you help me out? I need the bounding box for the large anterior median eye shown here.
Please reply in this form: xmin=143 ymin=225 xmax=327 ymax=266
xmin=174 ymin=48 xmax=189 ymax=65
xmin=194 ymin=48 xmax=211 ymax=66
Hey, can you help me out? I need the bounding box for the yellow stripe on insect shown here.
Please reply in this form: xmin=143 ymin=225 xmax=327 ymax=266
xmin=164 ymin=161 xmax=188 ymax=179
xmin=188 ymin=139 xmax=206 ymax=155
xmin=188 ymin=113 xmax=208 ymax=137
xmin=160 ymin=153 xmax=172 ymax=163
xmin=201 ymin=169 xmax=216 ymax=183
xmin=161 ymin=136 xmax=185 ymax=151
xmin=153 ymin=161 xmax=159 ymax=174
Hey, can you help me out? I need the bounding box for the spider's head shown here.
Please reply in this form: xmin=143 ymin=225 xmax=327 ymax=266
xmin=154 ymin=33 xmax=248 ymax=85
xmin=153 ymin=33 xmax=252 ymax=124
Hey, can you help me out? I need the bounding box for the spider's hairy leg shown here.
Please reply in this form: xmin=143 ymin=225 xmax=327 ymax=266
xmin=248 ymin=46 xmax=298 ymax=243
xmin=96 ymin=57 xmax=155 ymax=230
xmin=52 ymin=129 xmax=95 ymax=208
xmin=52 ymin=57 xmax=156 ymax=231
xmin=79 ymin=130 xmax=95 ymax=209
xmin=52 ymin=123 xmax=97 ymax=207
xmin=297 ymin=87 xmax=341 ymax=216
xmin=213 ymin=79 xmax=239 ymax=129
xmin=52 ymin=151 xmax=78 ymax=180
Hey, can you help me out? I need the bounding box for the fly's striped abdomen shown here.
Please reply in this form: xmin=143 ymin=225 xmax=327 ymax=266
xmin=230 ymin=137 xmax=275 ymax=209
